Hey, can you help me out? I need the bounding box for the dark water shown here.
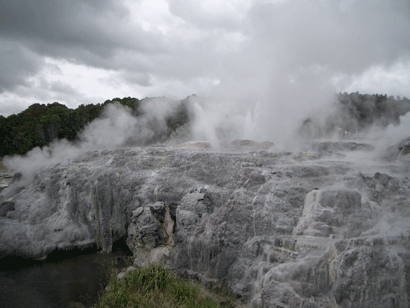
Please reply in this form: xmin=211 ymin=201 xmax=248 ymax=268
xmin=0 ymin=249 xmax=131 ymax=308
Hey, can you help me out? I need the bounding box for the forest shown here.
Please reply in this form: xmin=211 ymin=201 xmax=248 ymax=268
xmin=0 ymin=92 xmax=409 ymax=157
xmin=0 ymin=96 xmax=190 ymax=157
xmin=299 ymin=92 xmax=410 ymax=138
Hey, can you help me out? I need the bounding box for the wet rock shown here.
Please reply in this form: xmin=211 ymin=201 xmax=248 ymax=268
xmin=383 ymin=136 xmax=410 ymax=161
xmin=294 ymin=189 xmax=377 ymax=238
xmin=149 ymin=201 xmax=166 ymax=222
xmin=309 ymin=141 xmax=374 ymax=153
xmin=0 ymin=201 xmax=14 ymax=217
xmin=173 ymin=141 xmax=212 ymax=149
xmin=127 ymin=206 xmax=167 ymax=253
xmin=398 ymin=138 xmax=410 ymax=157
xmin=225 ymin=139 xmax=274 ymax=151
xmin=0 ymin=141 xmax=409 ymax=307
xmin=0 ymin=172 xmax=14 ymax=193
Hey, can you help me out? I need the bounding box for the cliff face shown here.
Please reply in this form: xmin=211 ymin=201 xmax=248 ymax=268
xmin=0 ymin=141 xmax=409 ymax=307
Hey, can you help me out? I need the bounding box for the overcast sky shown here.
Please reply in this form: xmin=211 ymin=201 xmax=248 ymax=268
xmin=0 ymin=0 xmax=410 ymax=116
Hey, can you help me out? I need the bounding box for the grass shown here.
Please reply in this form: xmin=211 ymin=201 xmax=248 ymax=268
xmin=94 ymin=264 xmax=239 ymax=308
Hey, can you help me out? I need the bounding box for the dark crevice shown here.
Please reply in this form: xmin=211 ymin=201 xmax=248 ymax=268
xmin=0 ymin=245 xmax=100 ymax=272
xmin=45 ymin=244 xmax=100 ymax=263
xmin=112 ymin=235 xmax=133 ymax=256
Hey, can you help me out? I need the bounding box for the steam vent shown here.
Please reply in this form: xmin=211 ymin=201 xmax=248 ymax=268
xmin=1 ymin=138 xmax=410 ymax=307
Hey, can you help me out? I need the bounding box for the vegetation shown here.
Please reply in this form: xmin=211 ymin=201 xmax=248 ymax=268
xmin=0 ymin=97 xmax=190 ymax=157
xmin=336 ymin=92 xmax=410 ymax=127
xmin=1 ymin=92 xmax=409 ymax=157
xmin=94 ymin=264 xmax=239 ymax=308
xmin=0 ymin=101 xmax=103 ymax=156
xmin=299 ymin=92 xmax=410 ymax=138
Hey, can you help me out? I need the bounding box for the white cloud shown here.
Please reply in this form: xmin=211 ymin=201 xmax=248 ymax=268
xmin=341 ymin=60 xmax=410 ymax=97
xmin=41 ymin=58 xmax=131 ymax=100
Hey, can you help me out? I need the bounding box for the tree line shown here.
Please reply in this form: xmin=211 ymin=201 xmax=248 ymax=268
xmin=0 ymin=96 xmax=190 ymax=157
xmin=300 ymin=92 xmax=410 ymax=138
xmin=1 ymin=92 xmax=409 ymax=157
xmin=337 ymin=92 xmax=410 ymax=127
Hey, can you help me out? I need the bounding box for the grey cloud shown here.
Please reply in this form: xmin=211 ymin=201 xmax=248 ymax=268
xmin=49 ymin=81 xmax=78 ymax=95
xmin=168 ymin=0 xmax=243 ymax=30
xmin=210 ymin=0 xmax=410 ymax=102
xmin=0 ymin=0 xmax=129 ymax=47
xmin=0 ymin=98 xmax=32 ymax=116
xmin=120 ymin=71 xmax=152 ymax=87
xmin=246 ymin=0 xmax=410 ymax=74
xmin=34 ymin=79 xmax=86 ymax=105
xmin=0 ymin=40 xmax=43 ymax=92
xmin=0 ymin=0 xmax=166 ymax=90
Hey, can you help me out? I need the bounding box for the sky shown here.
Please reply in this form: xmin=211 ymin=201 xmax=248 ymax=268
xmin=0 ymin=0 xmax=410 ymax=117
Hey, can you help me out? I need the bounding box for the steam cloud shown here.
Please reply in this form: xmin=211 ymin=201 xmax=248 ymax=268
xmin=201 ymin=0 xmax=410 ymax=149
xmin=5 ymin=92 xmax=410 ymax=184
xmin=3 ymin=99 xmax=176 ymax=182
xmin=3 ymin=0 xmax=410 ymax=181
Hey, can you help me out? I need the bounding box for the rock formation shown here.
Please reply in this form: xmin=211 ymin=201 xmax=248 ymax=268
xmin=0 ymin=139 xmax=409 ymax=307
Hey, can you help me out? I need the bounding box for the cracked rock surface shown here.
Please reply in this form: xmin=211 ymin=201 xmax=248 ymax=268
xmin=0 ymin=140 xmax=409 ymax=307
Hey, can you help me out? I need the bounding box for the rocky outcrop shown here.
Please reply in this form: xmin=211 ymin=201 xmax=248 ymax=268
xmin=309 ymin=141 xmax=374 ymax=153
xmin=383 ymin=136 xmax=410 ymax=162
xmin=172 ymin=141 xmax=212 ymax=149
xmin=225 ymin=139 xmax=275 ymax=151
xmin=0 ymin=172 xmax=13 ymax=193
xmin=1 ymin=140 xmax=410 ymax=307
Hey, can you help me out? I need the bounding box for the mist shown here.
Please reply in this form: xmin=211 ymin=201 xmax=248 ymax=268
xmin=3 ymin=0 xmax=410 ymax=180
xmin=196 ymin=0 xmax=410 ymax=150
xmin=6 ymin=90 xmax=409 ymax=184
xmin=78 ymin=103 xmax=139 ymax=149
xmin=383 ymin=113 xmax=410 ymax=145
xmin=3 ymin=99 xmax=177 ymax=182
